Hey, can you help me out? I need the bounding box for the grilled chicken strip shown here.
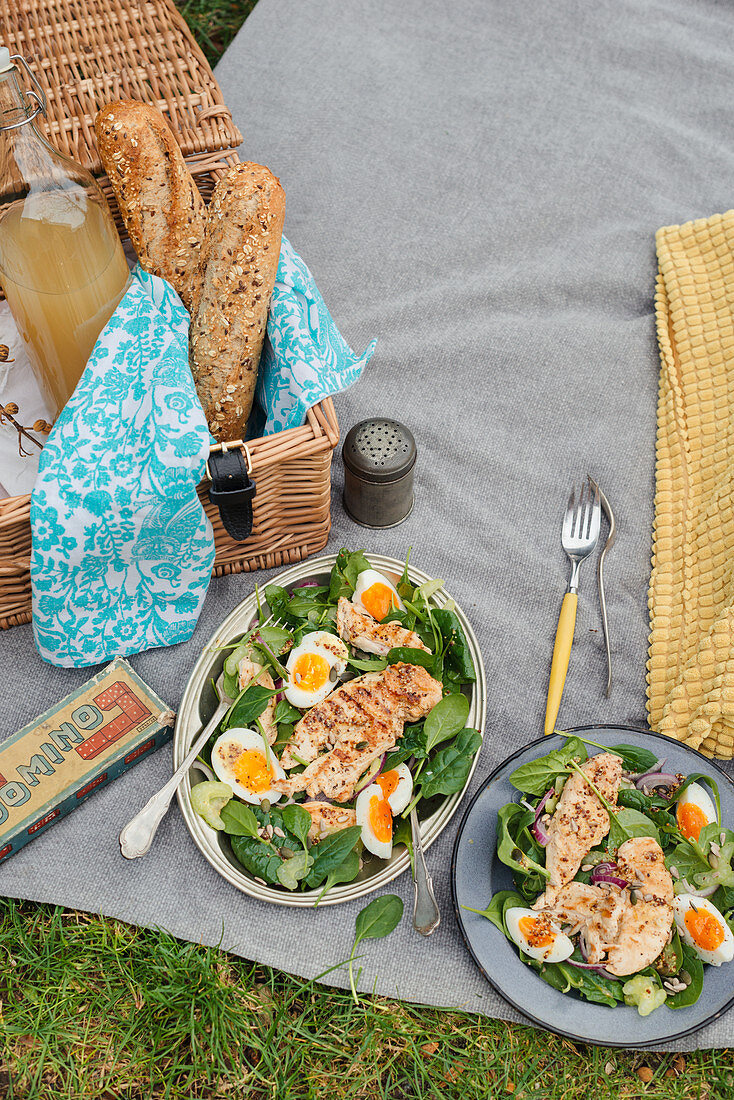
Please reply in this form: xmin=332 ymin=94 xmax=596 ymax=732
xmin=237 ymin=654 xmax=277 ymax=744
xmin=605 ymin=837 xmax=674 ymax=977
xmin=301 ymin=801 xmax=357 ymax=844
xmin=275 ymin=663 xmax=442 ymax=802
xmin=539 ymin=881 xmax=627 ymax=965
xmin=534 ymin=752 xmax=622 ymax=907
xmin=337 ymin=597 xmax=429 ymax=656
xmin=607 ymin=836 xmax=673 ymax=976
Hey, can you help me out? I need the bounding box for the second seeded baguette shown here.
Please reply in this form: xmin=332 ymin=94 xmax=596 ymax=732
xmin=95 ymin=100 xmax=206 ymax=310
xmin=190 ymin=162 xmax=285 ymax=440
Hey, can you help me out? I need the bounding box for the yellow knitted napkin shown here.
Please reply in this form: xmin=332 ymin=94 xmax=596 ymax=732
xmin=648 ymin=211 xmax=734 ymax=759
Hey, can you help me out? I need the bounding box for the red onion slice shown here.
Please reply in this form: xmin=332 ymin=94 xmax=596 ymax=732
xmin=592 ymin=874 xmax=630 ymax=890
xmin=635 ymin=771 xmax=678 ymax=792
xmin=531 ymin=788 xmax=554 ymax=847
xmin=590 ymin=862 xmax=629 ymax=890
xmin=634 ymin=758 xmax=666 ymax=782
xmin=565 ymin=958 xmax=622 ymax=981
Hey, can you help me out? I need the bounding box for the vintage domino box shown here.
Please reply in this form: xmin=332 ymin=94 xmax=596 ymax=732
xmin=0 ymin=657 xmax=174 ymax=863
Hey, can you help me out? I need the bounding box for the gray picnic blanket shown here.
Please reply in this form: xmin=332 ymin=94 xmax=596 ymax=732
xmin=2 ymin=0 xmax=734 ymax=1051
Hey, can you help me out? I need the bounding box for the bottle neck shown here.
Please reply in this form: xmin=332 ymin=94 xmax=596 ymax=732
xmin=0 ymin=66 xmax=38 ymax=132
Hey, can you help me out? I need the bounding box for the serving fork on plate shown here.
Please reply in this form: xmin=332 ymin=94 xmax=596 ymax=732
xmin=544 ymin=477 xmax=601 ymax=735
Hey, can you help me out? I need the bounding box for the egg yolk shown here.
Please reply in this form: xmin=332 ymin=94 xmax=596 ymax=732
xmin=518 ymin=915 xmax=555 ymax=949
xmin=376 ymin=770 xmax=400 ymax=800
xmin=360 ymin=582 xmax=398 ymax=622
xmin=677 ymin=800 xmax=709 ymax=841
xmin=368 ymin=794 xmax=393 ymax=843
xmin=684 ymin=908 xmax=725 ymax=951
xmin=233 ymin=749 xmax=275 ymax=793
xmin=292 ymin=651 xmax=330 ymax=691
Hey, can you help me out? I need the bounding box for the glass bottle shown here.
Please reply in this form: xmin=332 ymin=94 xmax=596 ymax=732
xmin=0 ymin=48 xmax=130 ymax=418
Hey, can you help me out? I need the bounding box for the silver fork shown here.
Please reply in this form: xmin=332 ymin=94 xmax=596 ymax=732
xmin=119 ymin=616 xmax=282 ymax=859
xmin=543 ymin=477 xmax=601 ymax=735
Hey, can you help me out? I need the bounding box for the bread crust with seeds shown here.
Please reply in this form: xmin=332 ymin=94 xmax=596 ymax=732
xmin=189 ymin=162 xmax=285 ymax=440
xmin=94 ymin=100 xmax=206 ymax=310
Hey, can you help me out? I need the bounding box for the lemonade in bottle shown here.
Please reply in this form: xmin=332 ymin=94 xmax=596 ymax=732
xmin=0 ymin=49 xmax=130 ymax=417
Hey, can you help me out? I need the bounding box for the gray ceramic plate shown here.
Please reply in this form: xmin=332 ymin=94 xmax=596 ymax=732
xmin=451 ymin=725 xmax=734 ymax=1047
xmin=176 ymin=553 xmax=486 ymax=906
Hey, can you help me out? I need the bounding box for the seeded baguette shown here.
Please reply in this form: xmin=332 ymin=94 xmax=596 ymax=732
xmin=94 ymin=100 xmax=206 ymax=310
xmin=190 ymin=162 xmax=285 ymax=440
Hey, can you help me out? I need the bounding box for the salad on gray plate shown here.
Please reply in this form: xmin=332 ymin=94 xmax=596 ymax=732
xmin=466 ymin=736 xmax=734 ymax=1015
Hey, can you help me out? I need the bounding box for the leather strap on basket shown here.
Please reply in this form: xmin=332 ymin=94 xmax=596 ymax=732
xmin=207 ymin=448 xmax=256 ymax=542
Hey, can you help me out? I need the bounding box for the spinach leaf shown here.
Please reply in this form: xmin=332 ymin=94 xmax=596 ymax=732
xmin=282 ymin=804 xmax=313 ymax=850
xmin=556 ymin=961 xmax=625 ymax=1007
xmin=508 ymin=737 xmax=588 ymax=796
xmin=432 ymin=608 xmax=476 ymax=682
xmin=220 ymin=801 xmax=260 ymax=838
xmin=617 ymin=788 xmax=669 ymax=815
xmin=461 ymin=890 xmax=524 ymax=935
xmin=423 ymin=693 xmax=471 ymax=754
xmin=348 ymin=894 xmax=404 ymax=1003
xmin=257 ymin=624 xmax=293 ymax=652
xmin=666 ymin=944 xmax=704 ymax=1009
xmin=229 ymin=803 xmax=301 ymax=885
xmin=328 ymin=548 xmax=371 ymax=601
xmin=226 ymin=683 xmax=280 ymax=729
xmin=385 ymin=646 xmax=438 ymax=672
xmin=611 ymin=808 xmax=661 ymax=848
xmin=496 ymin=803 xmax=550 ymax=880
xmin=607 ymin=744 xmax=658 ymax=773
xmin=314 ymin=849 xmax=361 ymax=904
xmin=656 ymin=925 xmax=683 ymax=976
xmin=305 ymin=826 xmax=362 ymax=888
xmin=348 ymin=655 xmax=389 ymax=672
xmin=384 ymin=723 xmax=427 ymax=769
xmin=222 ymin=669 xmax=239 ymax=703
xmin=274 ymin=699 xmax=302 ymax=724
xmin=264 ymin=583 xmax=291 ymax=621
xmin=276 ymin=849 xmax=314 ymax=890
xmin=392 ymin=816 xmax=414 ymax=873
xmin=397 ymin=549 xmax=415 ymax=601
xmin=419 ymin=728 xmax=482 ymax=799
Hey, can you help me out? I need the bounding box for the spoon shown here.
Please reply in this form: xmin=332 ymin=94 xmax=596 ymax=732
xmin=410 ymin=808 xmax=440 ymax=935
xmin=119 ymin=675 xmax=230 ymax=859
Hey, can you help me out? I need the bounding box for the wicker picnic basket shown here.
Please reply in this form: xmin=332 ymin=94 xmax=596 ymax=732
xmin=0 ymin=0 xmax=340 ymax=631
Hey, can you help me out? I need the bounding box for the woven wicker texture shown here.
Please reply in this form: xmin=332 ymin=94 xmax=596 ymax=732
xmin=0 ymin=398 xmax=339 ymax=629
xmin=648 ymin=211 xmax=734 ymax=759
xmin=0 ymin=0 xmax=242 ymax=174
xmin=0 ymin=2 xmax=339 ymax=630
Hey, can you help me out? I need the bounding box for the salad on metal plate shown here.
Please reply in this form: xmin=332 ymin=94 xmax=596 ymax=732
xmin=190 ymin=549 xmax=480 ymax=900
xmin=466 ymin=737 xmax=734 ymax=1015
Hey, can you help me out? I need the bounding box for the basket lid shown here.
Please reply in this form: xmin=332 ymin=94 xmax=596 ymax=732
xmin=342 ymin=418 xmax=416 ymax=483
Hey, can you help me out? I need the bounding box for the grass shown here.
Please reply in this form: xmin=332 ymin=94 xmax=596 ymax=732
xmin=1 ymin=899 xmax=732 ymax=1100
xmin=2 ymin=3 xmax=732 ymax=1097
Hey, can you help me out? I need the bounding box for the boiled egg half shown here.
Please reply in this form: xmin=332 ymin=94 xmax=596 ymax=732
xmin=676 ymin=782 xmax=717 ymax=842
xmin=672 ymin=895 xmax=734 ymax=966
xmin=211 ymin=728 xmax=285 ymax=805
xmin=284 ymin=631 xmax=348 ymax=709
xmin=353 ymin=569 xmax=403 ymax=622
xmin=356 ymin=782 xmax=393 ymax=859
xmin=374 ymin=763 xmax=413 ymax=814
xmin=505 ymin=908 xmax=575 ymax=963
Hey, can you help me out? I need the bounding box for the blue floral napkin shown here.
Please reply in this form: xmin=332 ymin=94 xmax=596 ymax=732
xmin=30 ymin=239 xmax=376 ymax=668
xmin=257 ymin=235 xmax=376 ymax=433
xmin=31 ymin=267 xmax=215 ymax=668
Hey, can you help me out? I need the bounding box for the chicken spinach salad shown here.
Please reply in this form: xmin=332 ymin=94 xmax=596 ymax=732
xmin=190 ymin=549 xmax=481 ymax=899
xmin=466 ymin=737 xmax=734 ymax=1015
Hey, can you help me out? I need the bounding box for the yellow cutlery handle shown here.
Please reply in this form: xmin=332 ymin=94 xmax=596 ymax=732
xmin=544 ymin=591 xmax=578 ymax=736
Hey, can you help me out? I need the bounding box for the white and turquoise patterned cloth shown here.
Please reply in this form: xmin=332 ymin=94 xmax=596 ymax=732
xmin=31 ymin=267 xmax=215 ymax=668
xmin=30 ymin=243 xmax=375 ymax=667
xmin=257 ymin=235 xmax=376 ymax=434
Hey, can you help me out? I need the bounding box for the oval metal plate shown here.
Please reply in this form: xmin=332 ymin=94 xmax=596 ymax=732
xmin=175 ymin=553 xmax=487 ymax=907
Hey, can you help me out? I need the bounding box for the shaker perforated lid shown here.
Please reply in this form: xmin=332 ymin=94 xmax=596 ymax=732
xmin=342 ymin=418 xmax=416 ymax=484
